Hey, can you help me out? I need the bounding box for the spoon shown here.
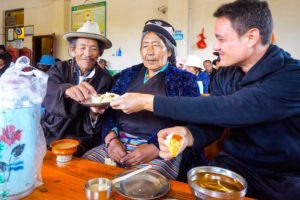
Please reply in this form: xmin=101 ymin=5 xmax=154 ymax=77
xmin=112 ymin=165 xmax=152 ymax=184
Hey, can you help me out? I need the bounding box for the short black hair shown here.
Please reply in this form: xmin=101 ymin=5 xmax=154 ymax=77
xmin=203 ymin=60 xmax=212 ymax=65
xmin=214 ymin=0 xmax=273 ymax=45
xmin=0 ymin=45 xmax=6 ymax=51
xmin=0 ymin=52 xmax=10 ymax=61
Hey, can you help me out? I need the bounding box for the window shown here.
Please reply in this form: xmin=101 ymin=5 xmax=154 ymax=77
xmin=4 ymin=9 xmax=24 ymax=48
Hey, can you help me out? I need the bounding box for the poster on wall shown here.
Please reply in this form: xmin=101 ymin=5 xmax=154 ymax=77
xmin=71 ymin=2 xmax=106 ymax=35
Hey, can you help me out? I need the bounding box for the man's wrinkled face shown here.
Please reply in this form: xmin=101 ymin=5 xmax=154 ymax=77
xmin=141 ymin=32 xmax=171 ymax=73
xmin=73 ymin=38 xmax=100 ymax=75
xmin=214 ymin=17 xmax=250 ymax=67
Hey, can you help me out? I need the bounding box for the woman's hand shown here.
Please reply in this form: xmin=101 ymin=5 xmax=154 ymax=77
xmin=120 ymin=144 xmax=159 ymax=166
xmin=157 ymin=126 xmax=194 ymax=160
xmin=65 ymin=82 xmax=97 ymax=103
xmin=110 ymin=93 xmax=154 ymax=114
xmin=105 ymin=132 xmax=127 ymax=163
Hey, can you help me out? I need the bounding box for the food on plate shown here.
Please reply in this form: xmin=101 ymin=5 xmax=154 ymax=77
xmin=165 ymin=133 xmax=184 ymax=157
xmin=90 ymin=92 xmax=119 ymax=104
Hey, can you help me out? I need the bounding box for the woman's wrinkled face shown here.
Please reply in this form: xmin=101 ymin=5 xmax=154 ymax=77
xmin=141 ymin=32 xmax=171 ymax=73
xmin=72 ymin=38 xmax=100 ymax=75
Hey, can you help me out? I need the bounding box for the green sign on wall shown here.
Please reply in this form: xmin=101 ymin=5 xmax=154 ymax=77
xmin=71 ymin=2 xmax=106 ymax=35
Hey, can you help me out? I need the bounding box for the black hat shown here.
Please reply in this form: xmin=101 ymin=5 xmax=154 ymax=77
xmin=143 ymin=19 xmax=176 ymax=46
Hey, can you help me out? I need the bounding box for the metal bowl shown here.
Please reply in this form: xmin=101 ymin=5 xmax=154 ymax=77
xmin=85 ymin=178 xmax=112 ymax=200
xmin=187 ymin=166 xmax=247 ymax=200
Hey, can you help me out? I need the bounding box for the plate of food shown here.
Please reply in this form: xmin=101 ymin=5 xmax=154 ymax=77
xmin=113 ymin=169 xmax=170 ymax=200
xmin=81 ymin=92 xmax=119 ymax=108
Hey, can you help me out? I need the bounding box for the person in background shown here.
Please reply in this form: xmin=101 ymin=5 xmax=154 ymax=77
xmin=0 ymin=45 xmax=12 ymax=64
xmin=55 ymin=58 xmax=61 ymax=63
xmin=83 ymin=19 xmax=205 ymax=179
xmin=36 ymin=54 xmax=55 ymax=72
xmin=175 ymin=56 xmax=185 ymax=69
xmin=41 ymin=21 xmax=114 ymax=156
xmin=0 ymin=45 xmax=6 ymax=54
xmin=97 ymin=58 xmax=109 ymax=73
xmin=183 ymin=54 xmax=210 ymax=94
xmin=108 ymin=0 xmax=300 ymax=199
xmin=0 ymin=52 xmax=13 ymax=77
xmin=212 ymin=51 xmax=221 ymax=70
xmin=203 ymin=59 xmax=217 ymax=92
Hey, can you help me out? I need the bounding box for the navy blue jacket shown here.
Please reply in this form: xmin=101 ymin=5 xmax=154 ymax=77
xmin=102 ymin=63 xmax=200 ymax=146
xmin=154 ymin=45 xmax=300 ymax=175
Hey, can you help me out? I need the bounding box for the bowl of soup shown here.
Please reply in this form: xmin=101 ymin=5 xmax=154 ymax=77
xmin=50 ymin=139 xmax=79 ymax=162
xmin=187 ymin=166 xmax=247 ymax=200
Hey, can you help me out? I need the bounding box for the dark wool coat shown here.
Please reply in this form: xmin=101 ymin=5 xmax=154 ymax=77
xmin=154 ymin=45 xmax=300 ymax=190
xmin=101 ymin=63 xmax=200 ymax=145
xmin=41 ymin=60 xmax=114 ymax=156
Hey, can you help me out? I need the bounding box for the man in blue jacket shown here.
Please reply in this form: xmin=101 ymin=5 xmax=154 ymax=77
xmin=110 ymin=0 xmax=300 ymax=199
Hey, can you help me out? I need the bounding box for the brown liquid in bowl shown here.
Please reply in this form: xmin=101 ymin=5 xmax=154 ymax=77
xmin=193 ymin=172 xmax=244 ymax=193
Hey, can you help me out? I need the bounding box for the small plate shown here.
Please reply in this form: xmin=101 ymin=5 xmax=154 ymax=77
xmin=113 ymin=169 xmax=170 ymax=200
xmin=81 ymin=101 xmax=110 ymax=108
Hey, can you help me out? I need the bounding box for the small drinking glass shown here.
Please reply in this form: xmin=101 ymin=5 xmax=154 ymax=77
xmin=85 ymin=178 xmax=112 ymax=200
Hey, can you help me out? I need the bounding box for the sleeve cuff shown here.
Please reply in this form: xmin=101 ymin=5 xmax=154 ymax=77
xmin=147 ymin=133 xmax=160 ymax=150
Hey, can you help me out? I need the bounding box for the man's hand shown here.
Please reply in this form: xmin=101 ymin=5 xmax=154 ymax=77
xmin=65 ymin=82 xmax=97 ymax=103
xmin=110 ymin=93 xmax=154 ymax=114
xmin=157 ymin=126 xmax=193 ymax=160
xmin=120 ymin=144 xmax=159 ymax=166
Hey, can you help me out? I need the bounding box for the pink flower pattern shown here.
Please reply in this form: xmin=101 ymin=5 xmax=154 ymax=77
xmin=0 ymin=125 xmax=22 ymax=146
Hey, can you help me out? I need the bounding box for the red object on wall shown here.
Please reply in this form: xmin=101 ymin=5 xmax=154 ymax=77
xmin=197 ymin=28 xmax=207 ymax=49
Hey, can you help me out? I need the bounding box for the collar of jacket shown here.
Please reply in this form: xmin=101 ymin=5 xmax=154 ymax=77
xmin=112 ymin=63 xmax=193 ymax=97
xmin=240 ymin=44 xmax=286 ymax=86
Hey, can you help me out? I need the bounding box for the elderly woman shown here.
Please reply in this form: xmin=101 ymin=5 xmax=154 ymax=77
xmin=83 ymin=19 xmax=206 ymax=179
xmin=41 ymin=21 xmax=114 ymax=156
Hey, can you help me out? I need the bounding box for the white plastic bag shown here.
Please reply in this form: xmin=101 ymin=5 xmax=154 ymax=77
xmin=0 ymin=56 xmax=48 ymax=199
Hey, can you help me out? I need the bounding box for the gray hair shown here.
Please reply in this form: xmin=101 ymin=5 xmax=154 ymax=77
xmin=141 ymin=32 xmax=177 ymax=66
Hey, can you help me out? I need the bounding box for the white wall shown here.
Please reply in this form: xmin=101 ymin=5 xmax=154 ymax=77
xmin=70 ymin=0 xmax=165 ymax=70
xmin=270 ymin=0 xmax=300 ymax=59
xmin=70 ymin=0 xmax=300 ymax=68
xmin=1 ymin=0 xmax=299 ymax=69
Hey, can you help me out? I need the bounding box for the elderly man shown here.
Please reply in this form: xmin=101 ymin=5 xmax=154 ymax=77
xmin=203 ymin=59 xmax=217 ymax=92
xmin=41 ymin=21 xmax=114 ymax=156
xmin=110 ymin=0 xmax=300 ymax=199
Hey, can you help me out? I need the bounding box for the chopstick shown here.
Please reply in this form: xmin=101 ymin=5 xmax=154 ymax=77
xmin=112 ymin=165 xmax=152 ymax=184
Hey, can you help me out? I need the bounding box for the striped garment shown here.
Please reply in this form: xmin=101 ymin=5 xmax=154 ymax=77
xmin=82 ymin=132 xmax=182 ymax=179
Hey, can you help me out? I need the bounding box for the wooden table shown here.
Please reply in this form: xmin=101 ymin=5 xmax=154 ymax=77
xmin=24 ymin=151 xmax=194 ymax=200
xmin=24 ymin=151 xmax=254 ymax=200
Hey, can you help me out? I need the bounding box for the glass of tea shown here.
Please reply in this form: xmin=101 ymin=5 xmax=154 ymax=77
xmin=85 ymin=178 xmax=112 ymax=200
